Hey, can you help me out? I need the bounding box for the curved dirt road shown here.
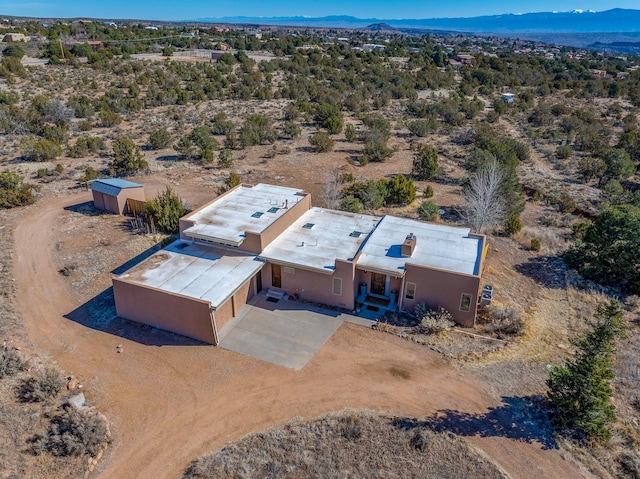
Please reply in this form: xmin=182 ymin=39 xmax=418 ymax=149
xmin=13 ymin=191 xmax=592 ymax=479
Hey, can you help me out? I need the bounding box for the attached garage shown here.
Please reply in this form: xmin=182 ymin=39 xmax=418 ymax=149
xmin=112 ymin=240 xmax=262 ymax=345
xmin=92 ymin=178 xmax=145 ymax=215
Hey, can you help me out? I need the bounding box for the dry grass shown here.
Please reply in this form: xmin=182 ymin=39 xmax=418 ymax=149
xmin=183 ymin=410 xmax=509 ymax=479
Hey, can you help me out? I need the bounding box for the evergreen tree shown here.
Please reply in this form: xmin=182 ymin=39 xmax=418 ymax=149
xmin=144 ymin=187 xmax=188 ymax=234
xmin=412 ymin=145 xmax=440 ymax=180
xmin=547 ymin=300 xmax=628 ymax=441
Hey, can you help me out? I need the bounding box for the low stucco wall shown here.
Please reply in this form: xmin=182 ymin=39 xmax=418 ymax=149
xmin=112 ymin=278 xmax=216 ymax=344
xmin=402 ymin=264 xmax=481 ymax=327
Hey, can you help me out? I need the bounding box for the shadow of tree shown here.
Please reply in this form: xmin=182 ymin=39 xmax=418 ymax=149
xmin=514 ymin=256 xmax=569 ymax=289
xmin=392 ymin=395 xmax=557 ymax=450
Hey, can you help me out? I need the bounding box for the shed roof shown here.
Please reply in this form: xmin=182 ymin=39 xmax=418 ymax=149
xmin=357 ymin=216 xmax=483 ymax=277
xmin=116 ymin=240 xmax=262 ymax=310
xmin=259 ymin=208 xmax=380 ymax=274
xmin=182 ymin=183 xmax=306 ymax=247
xmin=92 ymin=178 xmax=143 ymax=196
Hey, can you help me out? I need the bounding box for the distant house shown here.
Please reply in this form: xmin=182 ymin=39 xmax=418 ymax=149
xmin=451 ymin=53 xmax=475 ymax=66
xmin=112 ymin=183 xmax=487 ymax=345
xmin=2 ymin=33 xmax=27 ymax=42
xmin=91 ymin=179 xmax=145 ymax=215
xmin=501 ymin=93 xmax=516 ymax=103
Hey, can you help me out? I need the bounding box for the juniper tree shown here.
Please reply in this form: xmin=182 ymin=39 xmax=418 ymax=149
xmin=547 ymin=300 xmax=628 ymax=441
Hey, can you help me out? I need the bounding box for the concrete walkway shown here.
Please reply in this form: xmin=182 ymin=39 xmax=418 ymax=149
xmin=219 ymin=294 xmax=373 ymax=369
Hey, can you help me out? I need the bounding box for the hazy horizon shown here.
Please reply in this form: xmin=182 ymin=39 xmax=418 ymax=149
xmin=2 ymin=1 xmax=639 ymax=22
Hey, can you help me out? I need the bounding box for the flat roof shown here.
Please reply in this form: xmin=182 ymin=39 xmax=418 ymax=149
xmin=259 ymin=208 xmax=380 ymax=274
xmin=182 ymin=184 xmax=306 ymax=246
xmin=116 ymin=240 xmax=262 ymax=310
xmin=92 ymin=178 xmax=143 ymax=196
xmin=357 ymin=216 xmax=483 ymax=277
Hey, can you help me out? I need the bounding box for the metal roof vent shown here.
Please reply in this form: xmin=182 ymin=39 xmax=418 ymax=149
xmin=401 ymin=233 xmax=416 ymax=257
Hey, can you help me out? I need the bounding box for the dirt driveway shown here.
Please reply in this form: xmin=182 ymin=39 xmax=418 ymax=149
xmin=12 ymin=190 xmax=593 ymax=479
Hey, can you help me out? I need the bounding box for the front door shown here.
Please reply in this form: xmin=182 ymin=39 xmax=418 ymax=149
xmin=271 ymin=264 xmax=282 ymax=288
xmin=371 ymin=272 xmax=386 ymax=296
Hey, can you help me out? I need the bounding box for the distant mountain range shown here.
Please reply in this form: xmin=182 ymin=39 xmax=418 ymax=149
xmin=195 ymin=9 xmax=640 ymax=34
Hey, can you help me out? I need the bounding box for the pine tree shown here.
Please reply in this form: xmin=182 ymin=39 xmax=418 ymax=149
xmin=547 ymin=300 xmax=628 ymax=441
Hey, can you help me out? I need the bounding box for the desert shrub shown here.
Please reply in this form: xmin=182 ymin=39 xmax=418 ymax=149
xmin=217 ymin=149 xmax=233 ymax=168
xmin=110 ymin=138 xmax=147 ymax=176
xmin=148 ymin=128 xmax=172 ymax=150
xmin=225 ymin=172 xmax=241 ymax=190
xmin=407 ymin=119 xmax=437 ymax=137
xmin=79 ymin=120 xmax=93 ymax=131
xmin=281 ymin=119 xmax=301 ymax=139
xmin=414 ymin=304 xmax=454 ymax=335
xmin=341 ymin=195 xmax=363 ymax=213
xmin=79 ymin=167 xmax=99 ymax=183
xmin=240 ymin=114 xmax=276 ymax=147
xmin=344 ymin=123 xmax=357 ymax=142
xmin=556 ymin=193 xmax=576 ymax=214
xmin=41 ymin=124 xmax=69 ymax=145
xmin=423 ymin=185 xmax=434 ymax=198
xmin=36 ymin=168 xmax=50 ymax=179
xmin=418 ymin=200 xmax=439 ymax=221
xmin=530 ymin=238 xmax=541 ymax=252
xmin=503 ymin=213 xmax=522 ymax=236
xmin=314 ymin=103 xmax=343 ymax=134
xmin=410 ymin=429 xmax=432 ymax=452
xmin=34 ymin=407 xmax=109 ymax=457
xmin=340 ymin=414 xmax=362 ymax=441
xmin=309 ymin=131 xmax=335 ymax=152
xmin=386 ymin=174 xmax=417 ymax=205
xmin=68 ymin=136 xmax=104 ymax=158
xmin=0 ymin=347 xmax=26 ymax=379
xmin=488 ymin=306 xmax=525 ymax=337
xmin=0 ymin=171 xmax=35 ymax=208
xmin=361 ymin=138 xmax=393 ymax=164
xmin=211 ymin=112 xmax=235 ymax=135
xmin=99 ymin=109 xmax=122 ymax=127
xmin=17 ymin=366 xmax=65 ymax=403
xmin=556 ymin=145 xmax=573 ymax=159
xmin=43 ymin=99 xmax=74 ymax=127
xmin=412 ymin=145 xmax=440 ymax=180
xmin=144 ymin=187 xmax=188 ymax=234
xmin=23 ymin=138 xmax=62 ymax=162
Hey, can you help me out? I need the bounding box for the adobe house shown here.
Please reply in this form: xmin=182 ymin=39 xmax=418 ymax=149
xmin=91 ymin=179 xmax=145 ymax=215
xmin=112 ymin=183 xmax=487 ymax=345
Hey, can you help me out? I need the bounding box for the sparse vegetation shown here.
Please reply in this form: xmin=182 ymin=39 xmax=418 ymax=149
xmin=182 ymin=411 xmax=508 ymax=479
xmin=0 ymin=171 xmax=35 ymax=208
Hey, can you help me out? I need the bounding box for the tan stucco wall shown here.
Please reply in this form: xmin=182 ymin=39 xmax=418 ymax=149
xmin=112 ymin=278 xmax=216 ymax=344
xmin=269 ymin=258 xmax=356 ymax=311
xmin=402 ymin=264 xmax=481 ymax=327
xmin=241 ymin=192 xmax=311 ymax=254
xmin=117 ymin=187 xmax=145 ymax=215
xmin=93 ymin=186 xmax=145 ymax=215
xmin=212 ymin=297 xmax=234 ymax=333
xmin=93 ymin=191 xmax=106 ymax=211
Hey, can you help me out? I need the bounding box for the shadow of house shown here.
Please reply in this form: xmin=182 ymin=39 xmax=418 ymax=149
xmin=64 ymin=287 xmax=205 ymax=347
xmin=63 ymin=201 xmax=104 ymax=217
xmin=393 ymin=395 xmax=558 ymax=450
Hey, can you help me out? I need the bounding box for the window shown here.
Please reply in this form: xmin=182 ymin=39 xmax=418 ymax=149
xmin=302 ymin=223 xmax=315 ymax=229
xmin=332 ymin=277 xmax=342 ymax=295
xmin=459 ymin=293 xmax=472 ymax=312
xmin=283 ymin=266 xmax=295 ymax=275
xmin=350 ymin=231 xmax=362 ymax=238
xmin=405 ymin=282 xmax=416 ymax=300
xmin=251 ymin=211 xmax=264 ymax=218
xmin=267 ymin=207 xmax=279 ymax=213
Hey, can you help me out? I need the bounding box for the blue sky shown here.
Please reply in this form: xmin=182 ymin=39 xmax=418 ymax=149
xmin=2 ymin=1 xmax=638 ymax=21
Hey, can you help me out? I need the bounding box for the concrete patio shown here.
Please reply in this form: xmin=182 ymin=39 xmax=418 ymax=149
xmin=218 ymin=293 xmax=372 ymax=369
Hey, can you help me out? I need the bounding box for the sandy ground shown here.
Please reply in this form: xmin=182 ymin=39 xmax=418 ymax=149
xmin=11 ymin=186 xmax=594 ymax=479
